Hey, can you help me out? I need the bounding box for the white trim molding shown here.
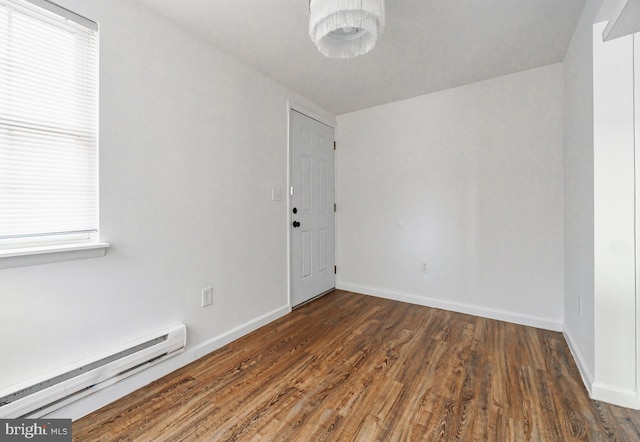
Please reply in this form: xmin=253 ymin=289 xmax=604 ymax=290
xmin=337 ymin=282 xmax=563 ymax=332
xmin=591 ymin=383 xmax=640 ymax=410
xmin=287 ymin=101 xmax=336 ymax=129
xmin=44 ymin=305 xmax=291 ymax=421
xmin=562 ymin=325 xmax=594 ymax=395
xmin=286 ymin=100 xmax=336 ymax=309
xmin=0 ymin=243 xmax=109 ymax=270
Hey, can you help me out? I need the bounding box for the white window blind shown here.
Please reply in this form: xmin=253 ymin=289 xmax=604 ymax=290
xmin=0 ymin=0 xmax=98 ymax=247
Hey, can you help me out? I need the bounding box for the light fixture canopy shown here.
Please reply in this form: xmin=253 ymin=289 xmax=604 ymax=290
xmin=309 ymin=0 xmax=385 ymax=59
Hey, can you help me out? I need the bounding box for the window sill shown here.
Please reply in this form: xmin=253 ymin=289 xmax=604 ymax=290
xmin=0 ymin=243 xmax=110 ymax=270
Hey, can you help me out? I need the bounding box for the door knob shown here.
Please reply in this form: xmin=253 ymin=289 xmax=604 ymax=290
xmin=292 ymin=221 xmax=301 ymax=228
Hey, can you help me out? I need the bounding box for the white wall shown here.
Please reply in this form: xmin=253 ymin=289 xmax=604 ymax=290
xmin=562 ymin=0 xmax=604 ymax=390
xmin=3 ymin=0 xmax=637 ymax=419
xmin=0 ymin=0 xmax=332 ymax=417
xmin=335 ymin=64 xmax=565 ymax=330
xmin=592 ymin=22 xmax=637 ymax=408
xmin=563 ymin=0 xmax=640 ymax=409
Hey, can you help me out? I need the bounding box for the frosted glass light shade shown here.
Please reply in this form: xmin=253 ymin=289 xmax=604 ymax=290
xmin=309 ymin=0 xmax=385 ymax=59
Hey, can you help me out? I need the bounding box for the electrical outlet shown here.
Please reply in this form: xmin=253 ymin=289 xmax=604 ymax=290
xmin=578 ymin=297 xmax=583 ymax=316
xmin=202 ymin=287 xmax=213 ymax=308
xmin=421 ymin=262 xmax=428 ymax=273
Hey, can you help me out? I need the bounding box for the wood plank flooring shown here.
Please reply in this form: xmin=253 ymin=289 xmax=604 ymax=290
xmin=73 ymin=290 xmax=640 ymax=441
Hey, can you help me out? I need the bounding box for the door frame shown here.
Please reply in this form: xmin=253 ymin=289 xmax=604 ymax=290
xmin=286 ymin=101 xmax=336 ymax=309
xmin=634 ymin=33 xmax=640 ymax=408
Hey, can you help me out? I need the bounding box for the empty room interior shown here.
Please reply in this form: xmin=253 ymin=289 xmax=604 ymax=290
xmin=2 ymin=0 xmax=640 ymax=439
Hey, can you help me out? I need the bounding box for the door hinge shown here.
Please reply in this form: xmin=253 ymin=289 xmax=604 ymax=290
xmin=334 ymin=203 xmax=337 ymax=212
xmin=334 ymin=266 xmax=337 ymax=274
xmin=333 ymin=141 xmax=336 ymax=151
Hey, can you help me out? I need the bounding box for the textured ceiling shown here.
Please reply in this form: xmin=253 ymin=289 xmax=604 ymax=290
xmin=134 ymin=0 xmax=586 ymax=115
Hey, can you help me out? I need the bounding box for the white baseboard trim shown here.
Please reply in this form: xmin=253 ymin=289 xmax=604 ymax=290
xmin=561 ymin=327 xmax=640 ymax=410
xmin=591 ymin=382 xmax=640 ymax=410
xmin=562 ymin=325 xmax=594 ymax=395
xmin=45 ymin=305 xmax=291 ymax=421
xmin=336 ymin=282 xmax=563 ymax=332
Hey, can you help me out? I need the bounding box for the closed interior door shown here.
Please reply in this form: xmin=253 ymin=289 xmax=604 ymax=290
xmin=290 ymin=110 xmax=335 ymax=307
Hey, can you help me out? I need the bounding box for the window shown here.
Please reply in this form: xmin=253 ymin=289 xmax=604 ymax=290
xmin=0 ymin=0 xmax=106 ymax=262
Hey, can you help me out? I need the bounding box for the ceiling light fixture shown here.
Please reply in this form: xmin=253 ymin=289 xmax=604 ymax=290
xmin=309 ymin=0 xmax=385 ymax=59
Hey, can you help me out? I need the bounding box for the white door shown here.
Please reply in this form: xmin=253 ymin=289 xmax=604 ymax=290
xmin=290 ymin=110 xmax=335 ymax=307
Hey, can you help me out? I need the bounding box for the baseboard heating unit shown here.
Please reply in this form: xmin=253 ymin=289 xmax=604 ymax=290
xmin=0 ymin=323 xmax=186 ymax=419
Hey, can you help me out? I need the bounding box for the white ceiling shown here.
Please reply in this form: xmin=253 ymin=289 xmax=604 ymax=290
xmin=134 ymin=0 xmax=586 ymax=115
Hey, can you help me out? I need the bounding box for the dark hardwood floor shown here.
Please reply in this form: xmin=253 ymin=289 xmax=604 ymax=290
xmin=73 ymin=290 xmax=640 ymax=441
